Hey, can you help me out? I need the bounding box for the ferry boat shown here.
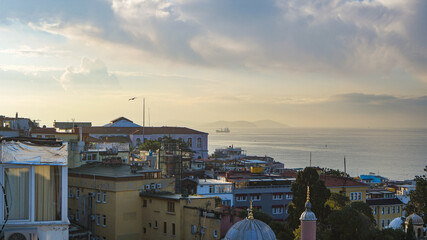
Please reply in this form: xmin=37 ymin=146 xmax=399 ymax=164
xmin=216 ymin=128 xmax=230 ymax=133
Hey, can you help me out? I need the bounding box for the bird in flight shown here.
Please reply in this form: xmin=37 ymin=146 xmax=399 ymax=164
xmin=129 ymin=97 xmax=136 ymax=101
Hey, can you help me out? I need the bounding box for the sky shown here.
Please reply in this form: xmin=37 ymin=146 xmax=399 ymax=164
xmin=0 ymin=0 xmax=426 ymax=128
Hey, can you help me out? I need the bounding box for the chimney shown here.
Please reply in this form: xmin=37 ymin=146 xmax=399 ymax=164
xmin=15 ymin=112 xmax=18 ymax=119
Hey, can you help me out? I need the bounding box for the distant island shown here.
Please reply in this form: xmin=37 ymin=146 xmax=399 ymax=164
xmin=202 ymin=120 xmax=289 ymax=128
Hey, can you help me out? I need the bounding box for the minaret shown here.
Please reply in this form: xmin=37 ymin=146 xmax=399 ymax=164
xmin=300 ymin=186 xmax=317 ymax=240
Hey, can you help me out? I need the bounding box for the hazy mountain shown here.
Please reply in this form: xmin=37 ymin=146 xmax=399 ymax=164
xmin=253 ymin=120 xmax=289 ymax=128
xmin=202 ymin=120 xmax=289 ymax=128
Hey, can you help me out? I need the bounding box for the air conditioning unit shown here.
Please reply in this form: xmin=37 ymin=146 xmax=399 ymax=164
xmin=5 ymin=229 xmax=37 ymax=240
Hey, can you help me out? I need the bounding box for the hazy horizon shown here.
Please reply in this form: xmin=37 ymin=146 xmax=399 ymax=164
xmin=1 ymin=0 xmax=426 ymax=128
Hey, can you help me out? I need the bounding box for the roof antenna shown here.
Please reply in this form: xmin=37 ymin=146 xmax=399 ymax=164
xmin=309 ymin=152 xmax=312 ymax=167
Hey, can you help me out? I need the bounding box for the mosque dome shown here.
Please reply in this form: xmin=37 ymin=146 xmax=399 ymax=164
xmin=388 ymin=217 xmax=404 ymax=230
xmin=406 ymin=213 xmax=424 ymax=226
xmin=224 ymin=201 xmax=277 ymax=240
xmin=224 ymin=217 xmax=277 ymax=240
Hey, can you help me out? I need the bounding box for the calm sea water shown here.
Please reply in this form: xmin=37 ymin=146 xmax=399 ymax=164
xmin=205 ymin=128 xmax=427 ymax=181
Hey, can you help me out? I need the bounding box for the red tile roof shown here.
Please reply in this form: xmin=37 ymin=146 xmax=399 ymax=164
xmin=321 ymin=175 xmax=368 ymax=188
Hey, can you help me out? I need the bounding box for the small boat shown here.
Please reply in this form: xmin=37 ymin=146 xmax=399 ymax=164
xmin=216 ymin=128 xmax=230 ymax=133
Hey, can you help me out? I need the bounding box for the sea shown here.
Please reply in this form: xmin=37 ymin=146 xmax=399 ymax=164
xmin=205 ymin=128 xmax=427 ymax=181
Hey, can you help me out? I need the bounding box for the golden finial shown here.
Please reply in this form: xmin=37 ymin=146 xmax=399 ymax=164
xmin=307 ymin=185 xmax=310 ymax=202
xmin=248 ymin=200 xmax=254 ymax=220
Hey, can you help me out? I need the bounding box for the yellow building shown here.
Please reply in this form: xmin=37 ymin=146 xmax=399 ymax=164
xmin=68 ymin=163 xmax=175 ymax=240
xmin=140 ymin=193 xmax=221 ymax=240
xmin=321 ymin=175 xmax=369 ymax=202
xmin=366 ymin=189 xmax=404 ymax=229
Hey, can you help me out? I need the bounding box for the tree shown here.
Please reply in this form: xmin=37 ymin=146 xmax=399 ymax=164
xmin=405 ymin=219 xmax=416 ymax=240
xmin=350 ymin=201 xmax=375 ymax=223
xmin=326 ymin=193 xmax=349 ymax=210
xmin=327 ymin=205 xmax=375 ymax=240
xmin=287 ymin=167 xmax=331 ymax=229
xmin=405 ymin=165 xmax=427 ymax=222
xmin=373 ymin=228 xmax=405 ymax=240
xmin=139 ymin=136 xmax=192 ymax=152
xmin=321 ymin=167 xmax=350 ymax=177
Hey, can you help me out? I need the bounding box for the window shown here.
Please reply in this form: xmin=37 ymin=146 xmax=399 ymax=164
xmin=392 ymin=206 xmax=395 ymax=213
xmin=286 ymin=194 xmax=293 ymax=199
xmin=272 ymin=207 xmax=284 ymax=215
xmin=273 ymin=193 xmax=283 ymax=200
xmin=387 ymin=219 xmax=391 ymax=225
xmin=373 ymin=207 xmax=377 ymax=215
xmin=209 ymin=185 xmax=214 ymax=193
xmin=164 ymin=222 xmax=167 ymax=234
xmin=350 ymin=192 xmax=362 ymax=201
xmin=381 ymin=207 xmax=385 ymax=215
xmin=102 ymin=237 xmax=106 ymax=240
xmin=187 ymin=138 xmax=192 ymax=147
xmin=76 ymin=210 xmax=80 ymax=221
xmin=236 ymin=195 xmax=247 ymax=201
xmin=102 ymin=215 xmax=106 ymax=227
xmin=4 ymin=167 xmax=30 ymax=220
xmin=397 ymin=206 xmax=400 ymax=213
xmin=381 ymin=219 xmax=385 ymax=228
xmin=197 ymin=138 xmax=201 ymax=148
xmin=34 ymin=166 xmax=62 ymax=221
xmin=222 ymin=200 xmax=231 ymax=206
xmin=97 ymin=191 xmax=101 ymax=203
xmin=251 ymin=194 xmax=261 ymax=201
xmin=213 ymin=229 xmax=218 ymax=238
xmin=76 ymin=188 xmax=80 ymax=199
xmin=96 ymin=214 xmax=100 ymax=225
xmin=143 ymin=199 xmax=147 ymax=208
xmin=103 ymin=192 xmax=107 ymax=203
xmin=144 ymin=227 xmax=146 ymax=234
xmin=172 ymin=223 xmax=175 ymax=235
xmin=69 ymin=187 xmax=73 ymax=198
xmin=155 ymin=220 xmax=158 ymax=229
xmin=387 ymin=207 xmax=390 ymax=214
xmin=167 ymin=201 xmax=175 ymax=213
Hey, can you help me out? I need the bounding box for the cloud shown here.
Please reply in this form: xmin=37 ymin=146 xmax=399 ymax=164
xmin=57 ymin=57 xmax=118 ymax=90
xmin=0 ymin=46 xmax=69 ymax=57
xmin=0 ymin=0 xmax=426 ymax=82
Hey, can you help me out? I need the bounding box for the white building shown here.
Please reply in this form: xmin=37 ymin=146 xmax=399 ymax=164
xmin=196 ymin=178 xmax=234 ymax=206
xmin=0 ymin=137 xmax=69 ymax=240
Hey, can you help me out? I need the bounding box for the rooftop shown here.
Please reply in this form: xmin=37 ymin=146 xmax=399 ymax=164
xmin=69 ymin=163 xmax=159 ymax=178
xmin=198 ymin=178 xmax=232 ymax=185
xmin=78 ymin=126 xmax=207 ymax=135
xmin=140 ymin=192 xmax=210 ymax=200
xmin=320 ymin=175 xmax=368 ymax=188
xmin=366 ymin=198 xmax=404 ymax=206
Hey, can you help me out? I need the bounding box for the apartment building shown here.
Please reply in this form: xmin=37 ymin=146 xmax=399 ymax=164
xmin=68 ymin=163 xmax=175 ymax=240
xmin=321 ymin=175 xmax=369 ymax=202
xmin=139 ymin=193 xmax=221 ymax=240
xmin=366 ymin=189 xmax=404 ymax=229
xmin=0 ymin=137 xmax=69 ymax=240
